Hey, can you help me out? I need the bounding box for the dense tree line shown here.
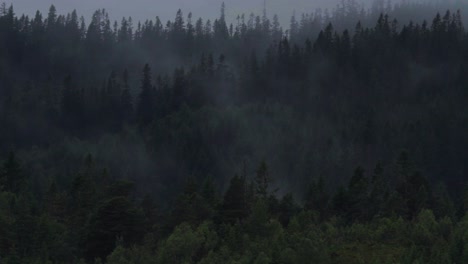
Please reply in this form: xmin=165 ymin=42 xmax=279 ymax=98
xmin=0 ymin=0 xmax=468 ymax=262
xmin=1 ymin=150 xmax=468 ymax=263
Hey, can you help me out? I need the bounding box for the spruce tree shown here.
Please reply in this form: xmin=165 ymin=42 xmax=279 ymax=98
xmin=137 ymin=64 xmax=153 ymax=126
xmin=0 ymin=152 xmax=23 ymax=193
xmin=255 ymin=161 xmax=270 ymax=199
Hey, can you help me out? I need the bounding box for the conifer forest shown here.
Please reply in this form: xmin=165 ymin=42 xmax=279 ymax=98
xmin=0 ymin=0 xmax=468 ymax=263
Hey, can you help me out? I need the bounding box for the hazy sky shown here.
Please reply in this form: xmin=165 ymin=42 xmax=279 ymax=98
xmin=7 ymin=0 xmax=356 ymax=26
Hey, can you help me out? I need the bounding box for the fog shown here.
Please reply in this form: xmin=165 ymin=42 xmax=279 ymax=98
xmin=7 ymin=0 xmax=381 ymax=25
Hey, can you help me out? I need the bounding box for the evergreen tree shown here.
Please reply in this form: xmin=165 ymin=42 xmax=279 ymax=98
xmin=120 ymin=69 xmax=133 ymax=122
xmin=220 ymin=175 xmax=249 ymax=224
xmin=61 ymin=75 xmax=84 ymax=130
xmin=255 ymin=161 xmax=270 ymax=199
xmin=347 ymin=166 xmax=369 ymax=221
xmin=369 ymin=162 xmax=387 ymax=218
xmin=333 ymin=186 xmax=349 ymax=219
xmin=432 ymin=182 xmax=455 ymax=219
xmin=85 ymin=196 xmax=145 ymax=260
xmin=304 ymin=176 xmax=329 ymax=218
xmin=0 ymin=152 xmax=23 ymax=193
xmin=278 ymin=193 xmax=300 ymax=226
xmin=137 ymin=64 xmax=153 ymax=126
xmin=46 ymin=5 xmax=57 ymax=30
xmin=214 ymin=3 xmax=229 ymax=40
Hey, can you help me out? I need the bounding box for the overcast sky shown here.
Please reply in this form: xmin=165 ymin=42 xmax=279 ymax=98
xmin=7 ymin=0 xmax=363 ymax=26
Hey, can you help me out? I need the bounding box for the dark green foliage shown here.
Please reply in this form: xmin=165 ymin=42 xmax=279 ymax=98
xmin=304 ymin=176 xmax=330 ymax=218
xmin=61 ymin=75 xmax=84 ymax=131
xmin=107 ymin=180 xmax=134 ymax=198
xmin=120 ymin=69 xmax=133 ymax=123
xmin=255 ymin=161 xmax=270 ymax=199
xmin=347 ymin=166 xmax=369 ymax=222
xmin=278 ymin=193 xmax=300 ymax=226
xmin=220 ymin=175 xmax=249 ymax=224
xmin=333 ymin=185 xmax=349 ymax=218
xmin=395 ymin=151 xmax=430 ymax=219
xmin=85 ymin=196 xmax=145 ymax=260
xmin=0 ymin=152 xmax=24 ymax=193
xmin=368 ymin=162 xmax=387 ymax=218
xmin=168 ymin=177 xmax=215 ymax=230
xmin=0 ymin=152 xmax=464 ymax=263
xmin=137 ymin=64 xmax=153 ymax=126
xmin=0 ymin=2 xmax=467 ymax=263
xmin=432 ymin=183 xmax=456 ymax=220
xmin=1 ymin=2 xmax=467 ymax=195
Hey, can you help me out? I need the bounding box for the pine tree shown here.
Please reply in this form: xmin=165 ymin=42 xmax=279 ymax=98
xmin=46 ymin=5 xmax=57 ymax=30
xmin=304 ymin=176 xmax=329 ymax=218
xmin=255 ymin=161 xmax=270 ymax=199
xmin=347 ymin=166 xmax=369 ymax=221
xmin=278 ymin=193 xmax=300 ymax=226
xmin=289 ymin=12 xmax=299 ymax=39
xmin=333 ymin=185 xmax=349 ymax=218
xmin=221 ymin=175 xmax=248 ymax=224
xmin=85 ymin=196 xmax=145 ymax=261
xmin=214 ymin=3 xmax=229 ymax=40
xmin=0 ymin=152 xmax=23 ymax=193
xmin=395 ymin=151 xmax=429 ymax=219
xmin=120 ymin=69 xmax=133 ymax=122
xmin=431 ymin=182 xmax=455 ymax=219
xmin=369 ymin=162 xmax=387 ymax=218
xmin=44 ymin=181 xmax=67 ymax=220
xmin=172 ymin=67 xmax=187 ymax=109
xmin=201 ymin=177 xmax=217 ymax=209
xmin=137 ymin=64 xmax=153 ymax=126
xmin=272 ymin=14 xmax=282 ymax=40
xmin=61 ymin=75 xmax=84 ymax=130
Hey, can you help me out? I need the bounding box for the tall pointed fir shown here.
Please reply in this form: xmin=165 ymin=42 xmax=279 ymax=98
xmin=137 ymin=64 xmax=154 ymax=126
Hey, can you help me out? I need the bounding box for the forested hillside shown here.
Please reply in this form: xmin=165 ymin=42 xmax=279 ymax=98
xmin=0 ymin=0 xmax=468 ymax=263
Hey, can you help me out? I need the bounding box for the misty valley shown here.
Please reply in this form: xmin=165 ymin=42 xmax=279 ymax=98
xmin=0 ymin=0 xmax=468 ymax=263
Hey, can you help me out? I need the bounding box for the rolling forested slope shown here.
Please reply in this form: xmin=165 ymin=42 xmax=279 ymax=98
xmin=0 ymin=0 xmax=467 ymax=263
